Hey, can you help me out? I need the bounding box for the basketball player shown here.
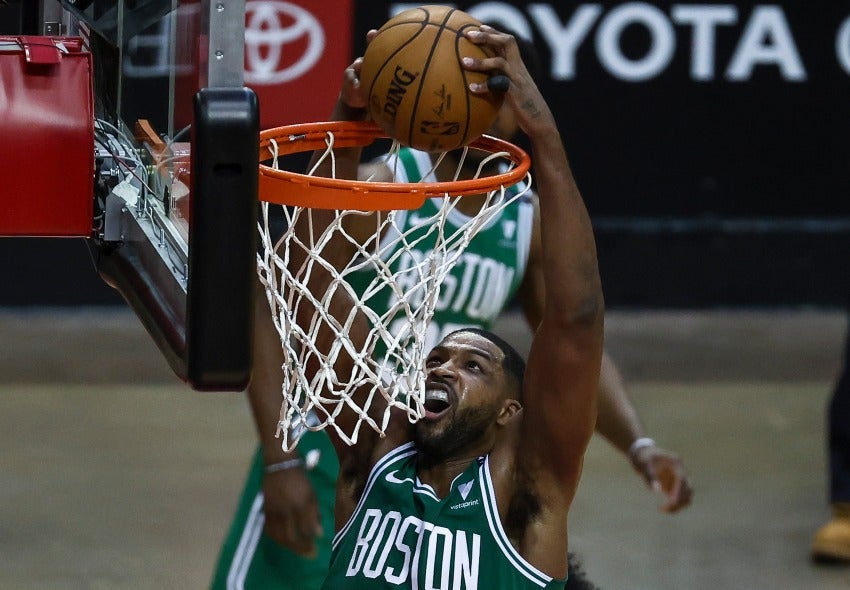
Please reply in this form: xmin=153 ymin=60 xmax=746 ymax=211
xmin=210 ymin=25 xmax=689 ymax=590
xmin=303 ymin=24 xmax=600 ymax=587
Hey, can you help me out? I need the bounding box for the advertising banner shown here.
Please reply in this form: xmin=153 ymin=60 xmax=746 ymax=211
xmin=355 ymin=1 xmax=850 ymax=221
xmin=1 ymin=1 xmax=847 ymax=305
xmin=244 ymin=0 xmax=353 ymax=128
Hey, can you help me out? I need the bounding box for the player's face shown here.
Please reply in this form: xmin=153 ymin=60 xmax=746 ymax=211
xmin=414 ymin=332 xmax=508 ymax=458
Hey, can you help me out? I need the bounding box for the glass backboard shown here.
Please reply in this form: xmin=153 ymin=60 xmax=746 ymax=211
xmin=29 ymin=1 xmax=258 ymax=390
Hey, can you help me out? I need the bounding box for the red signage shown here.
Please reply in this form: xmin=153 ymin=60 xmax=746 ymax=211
xmin=244 ymin=0 xmax=354 ymax=129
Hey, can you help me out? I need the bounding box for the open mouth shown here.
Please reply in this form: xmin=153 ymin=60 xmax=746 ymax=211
xmin=423 ymin=388 xmax=451 ymax=420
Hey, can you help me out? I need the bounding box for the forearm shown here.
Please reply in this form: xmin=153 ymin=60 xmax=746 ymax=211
xmin=250 ymin=287 xmax=299 ymax=465
xmin=595 ymin=350 xmax=647 ymax=454
xmin=522 ymin=116 xmax=604 ymax=458
xmin=527 ymin=126 xmax=603 ymax=326
xmin=594 ymin=350 xmax=693 ymax=512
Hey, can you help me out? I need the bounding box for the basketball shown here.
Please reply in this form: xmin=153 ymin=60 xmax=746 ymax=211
xmin=359 ymin=5 xmax=504 ymax=152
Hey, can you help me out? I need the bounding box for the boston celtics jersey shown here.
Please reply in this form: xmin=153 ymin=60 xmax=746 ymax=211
xmin=322 ymin=443 xmax=566 ymax=589
xmin=348 ymin=148 xmax=534 ymax=353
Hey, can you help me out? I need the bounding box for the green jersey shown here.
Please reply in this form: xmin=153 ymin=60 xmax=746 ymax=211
xmin=348 ymin=148 xmax=534 ymax=353
xmin=212 ymin=148 xmax=535 ymax=590
xmin=322 ymin=443 xmax=567 ymax=589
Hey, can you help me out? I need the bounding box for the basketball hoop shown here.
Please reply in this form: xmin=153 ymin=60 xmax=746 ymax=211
xmin=259 ymin=121 xmax=530 ymax=210
xmin=257 ymin=120 xmax=532 ymax=450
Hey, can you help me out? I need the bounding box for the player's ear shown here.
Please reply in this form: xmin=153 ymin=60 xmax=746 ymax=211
xmin=496 ymin=399 xmax=522 ymax=425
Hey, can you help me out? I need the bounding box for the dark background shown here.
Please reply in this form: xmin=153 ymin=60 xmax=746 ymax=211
xmin=1 ymin=1 xmax=848 ymax=307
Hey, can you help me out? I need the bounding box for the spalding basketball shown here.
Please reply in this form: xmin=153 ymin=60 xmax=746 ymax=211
xmin=360 ymin=5 xmax=504 ymax=152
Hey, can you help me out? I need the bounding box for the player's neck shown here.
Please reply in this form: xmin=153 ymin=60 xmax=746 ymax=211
xmin=415 ymin=453 xmax=480 ymax=498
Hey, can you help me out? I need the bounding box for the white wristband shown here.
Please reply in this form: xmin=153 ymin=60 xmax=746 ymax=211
xmin=264 ymin=457 xmax=305 ymax=474
xmin=628 ymin=437 xmax=656 ymax=460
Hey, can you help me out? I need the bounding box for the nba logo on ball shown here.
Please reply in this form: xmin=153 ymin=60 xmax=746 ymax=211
xmin=360 ymin=5 xmax=503 ymax=152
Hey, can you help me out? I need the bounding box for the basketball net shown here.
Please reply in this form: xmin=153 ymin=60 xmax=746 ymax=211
xmin=257 ymin=123 xmax=532 ymax=450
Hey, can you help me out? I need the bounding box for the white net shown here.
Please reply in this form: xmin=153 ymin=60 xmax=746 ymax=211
xmin=257 ymin=133 xmax=532 ymax=450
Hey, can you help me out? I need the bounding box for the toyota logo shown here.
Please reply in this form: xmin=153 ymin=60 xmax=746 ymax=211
xmin=244 ymin=1 xmax=325 ymax=85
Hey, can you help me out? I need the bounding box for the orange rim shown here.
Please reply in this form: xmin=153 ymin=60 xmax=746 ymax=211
xmin=258 ymin=121 xmax=531 ymax=210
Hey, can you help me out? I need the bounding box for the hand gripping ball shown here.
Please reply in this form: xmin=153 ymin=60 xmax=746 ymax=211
xmin=359 ymin=5 xmax=504 ymax=152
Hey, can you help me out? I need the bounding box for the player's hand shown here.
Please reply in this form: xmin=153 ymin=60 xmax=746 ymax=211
xmin=262 ymin=466 xmax=323 ymax=556
xmin=339 ymin=56 xmax=368 ymax=112
xmin=462 ymin=25 xmax=554 ymax=137
xmin=631 ymin=444 xmax=693 ymax=513
xmin=337 ymin=30 xmax=380 ymax=114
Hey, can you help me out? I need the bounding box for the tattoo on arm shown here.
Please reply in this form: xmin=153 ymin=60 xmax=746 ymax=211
xmin=521 ymin=99 xmax=543 ymax=119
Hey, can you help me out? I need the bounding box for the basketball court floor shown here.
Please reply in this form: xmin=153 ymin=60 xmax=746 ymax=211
xmin=1 ymin=307 xmax=849 ymax=589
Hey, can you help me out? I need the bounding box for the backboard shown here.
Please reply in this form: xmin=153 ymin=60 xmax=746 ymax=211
xmin=3 ymin=1 xmax=258 ymax=391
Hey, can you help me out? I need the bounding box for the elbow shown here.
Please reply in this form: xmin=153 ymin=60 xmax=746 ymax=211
xmin=546 ymin=290 xmax=605 ymax=334
xmin=545 ymin=253 xmax=604 ymax=332
xmin=575 ymin=291 xmax=605 ymax=330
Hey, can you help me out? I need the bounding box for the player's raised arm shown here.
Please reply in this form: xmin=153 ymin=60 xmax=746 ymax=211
xmin=467 ymin=27 xmax=604 ymax=491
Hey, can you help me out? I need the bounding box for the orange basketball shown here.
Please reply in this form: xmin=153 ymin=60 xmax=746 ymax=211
xmin=359 ymin=5 xmax=503 ymax=152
